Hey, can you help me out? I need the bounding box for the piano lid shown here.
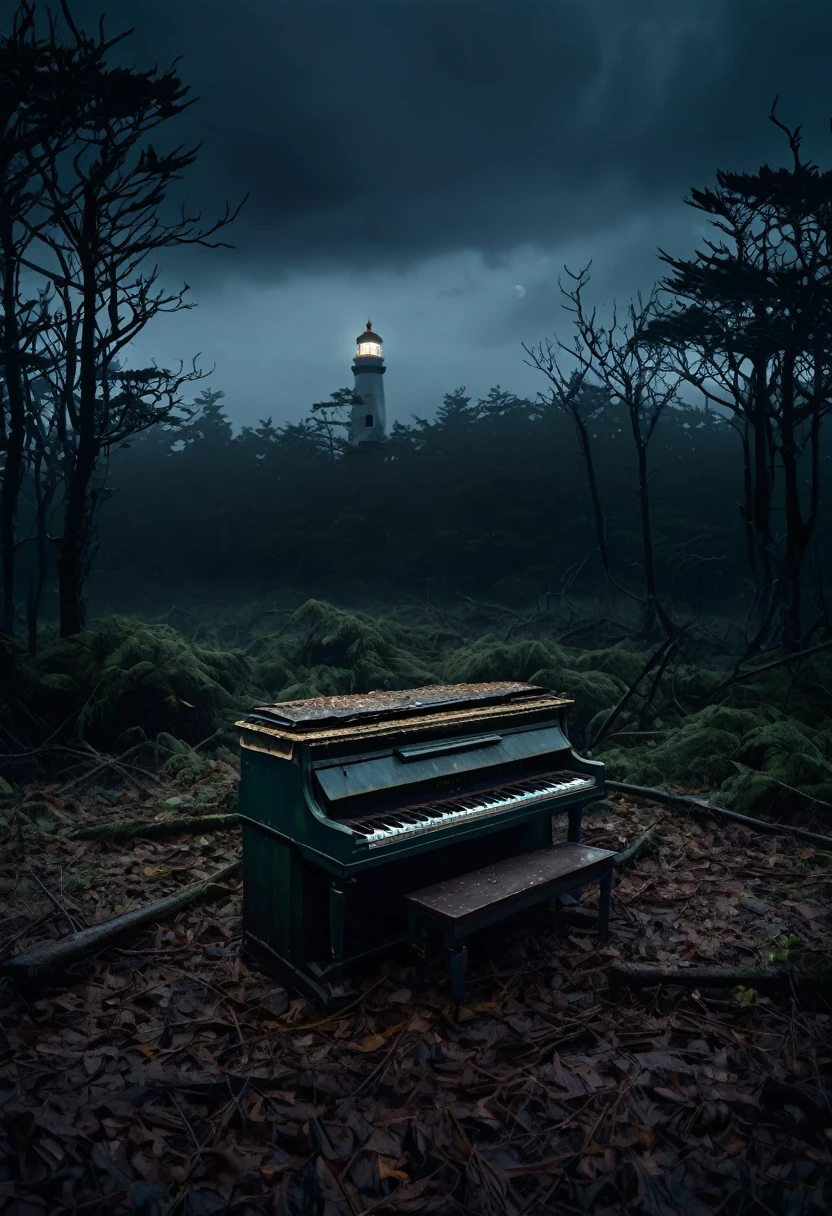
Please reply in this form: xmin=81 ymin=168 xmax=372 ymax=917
xmin=245 ymin=682 xmax=550 ymax=731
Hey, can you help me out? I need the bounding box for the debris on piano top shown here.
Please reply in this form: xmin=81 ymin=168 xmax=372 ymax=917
xmin=244 ymin=681 xmax=556 ymax=729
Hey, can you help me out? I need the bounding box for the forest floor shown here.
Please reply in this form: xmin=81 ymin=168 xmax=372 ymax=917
xmin=1 ymin=759 xmax=831 ymax=1216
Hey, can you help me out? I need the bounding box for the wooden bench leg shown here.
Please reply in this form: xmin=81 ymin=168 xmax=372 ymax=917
xmin=598 ymin=865 xmax=613 ymax=944
xmin=448 ymin=941 xmax=468 ymax=1008
xmin=565 ymin=809 xmax=584 ymax=901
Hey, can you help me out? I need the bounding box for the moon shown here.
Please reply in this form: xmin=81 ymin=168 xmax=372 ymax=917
xmin=514 ymin=284 xmax=526 ymax=298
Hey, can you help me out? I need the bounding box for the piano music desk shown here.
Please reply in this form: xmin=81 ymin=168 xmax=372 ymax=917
xmin=405 ymin=842 xmax=615 ymax=1006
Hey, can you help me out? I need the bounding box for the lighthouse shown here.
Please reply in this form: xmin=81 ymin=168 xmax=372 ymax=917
xmin=351 ymin=319 xmax=387 ymax=444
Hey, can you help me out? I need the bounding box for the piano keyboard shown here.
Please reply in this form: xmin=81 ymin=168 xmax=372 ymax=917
xmin=345 ymin=772 xmax=595 ymax=848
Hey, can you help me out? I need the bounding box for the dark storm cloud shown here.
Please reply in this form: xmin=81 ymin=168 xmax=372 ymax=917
xmin=61 ymin=0 xmax=832 ymax=284
xmin=29 ymin=0 xmax=832 ymax=427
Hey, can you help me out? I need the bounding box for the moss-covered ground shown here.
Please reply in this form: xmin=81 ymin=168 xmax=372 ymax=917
xmin=2 ymin=596 xmax=831 ymax=823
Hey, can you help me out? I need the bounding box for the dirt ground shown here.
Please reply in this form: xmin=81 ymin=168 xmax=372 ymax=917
xmin=1 ymin=765 xmax=830 ymax=1215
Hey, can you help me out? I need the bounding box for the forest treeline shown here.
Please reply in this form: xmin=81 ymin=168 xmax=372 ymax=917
xmin=80 ymin=384 xmax=790 ymax=614
xmin=1 ymin=1 xmax=832 ymax=657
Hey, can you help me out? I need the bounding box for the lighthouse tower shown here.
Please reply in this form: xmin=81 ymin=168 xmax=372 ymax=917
xmin=351 ymin=319 xmax=387 ymax=444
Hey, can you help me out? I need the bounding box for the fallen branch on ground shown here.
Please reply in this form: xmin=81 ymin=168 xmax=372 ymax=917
xmin=605 ymin=959 xmax=832 ymax=996
xmin=606 ymin=780 xmax=832 ymax=851
xmin=713 ymin=636 xmax=832 ymax=695
xmin=76 ymin=813 xmax=239 ymax=842
xmin=2 ymin=859 xmax=241 ymax=984
xmin=612 ymin=827 xmax=658 ymax=871
xmin=588 ymin=636 xmax=680 ymax=750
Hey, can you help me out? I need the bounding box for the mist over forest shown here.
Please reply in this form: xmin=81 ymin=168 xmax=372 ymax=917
xmin=63 ymin=381 xmax=827 ymax=623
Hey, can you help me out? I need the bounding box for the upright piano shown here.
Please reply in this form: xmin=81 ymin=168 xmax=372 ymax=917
xmin=236 ymin=681 xmax=604 ymax=1002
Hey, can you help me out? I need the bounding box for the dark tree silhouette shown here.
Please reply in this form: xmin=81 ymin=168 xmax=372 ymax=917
xmin=309 ymin=387 xmax=362 ymax=461
xmin=0 ymin=1 xmax=121 ymax=636
xmin=0 ymin=1 xmax=245 ymax=637
xmin=648 ymin=101 xmax=832 ymax=650
xmin=526 ymin=265 xmax=681 ymax=638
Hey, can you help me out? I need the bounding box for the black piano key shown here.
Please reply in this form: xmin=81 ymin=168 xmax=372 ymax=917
xmin=346 ymin=769 xmax=591 ymax=845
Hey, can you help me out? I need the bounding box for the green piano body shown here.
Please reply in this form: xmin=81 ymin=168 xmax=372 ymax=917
xmin=236 ymin=681 xmax=605 ymax=1003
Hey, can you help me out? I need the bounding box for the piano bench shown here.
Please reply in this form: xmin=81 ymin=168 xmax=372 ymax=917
xmin=405 ymin=843 xmax=615 ymax=1007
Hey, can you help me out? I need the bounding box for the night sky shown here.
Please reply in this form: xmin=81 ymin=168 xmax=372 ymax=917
xmin=65 ymin=0 xmax=832 ymax=428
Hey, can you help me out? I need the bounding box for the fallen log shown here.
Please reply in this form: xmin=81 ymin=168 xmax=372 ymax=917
xmin=76 ymin=812 xmax=239 ymax=842
xmin=605 ymin=959 xmax=832 ymax=996
xmin=2 ymin=859 xmax=241 ymax=984
xmin=606 ymin=780 xmax=832 ymax=851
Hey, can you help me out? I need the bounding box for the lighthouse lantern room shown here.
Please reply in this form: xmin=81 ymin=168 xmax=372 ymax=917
xmin=351 ymin=319 xmax=387 ymax=444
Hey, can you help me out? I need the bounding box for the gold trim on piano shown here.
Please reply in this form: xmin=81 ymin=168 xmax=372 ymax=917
xmin=236 ymin=694 xmax=573 ymax=750
xmin=238 ymin=734 xmax=295 ymax=760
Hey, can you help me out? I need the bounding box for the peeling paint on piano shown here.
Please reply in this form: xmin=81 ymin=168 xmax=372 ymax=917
xmin=236 ymin=681 xmax=604 ymax=1006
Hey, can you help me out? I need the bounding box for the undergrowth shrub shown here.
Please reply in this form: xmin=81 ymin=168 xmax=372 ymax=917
xmin=1 ymin=599 xmax=829 ymax=820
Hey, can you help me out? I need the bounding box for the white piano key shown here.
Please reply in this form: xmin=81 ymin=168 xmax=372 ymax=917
xmin=351 ymin=771 xmax=596 ymax=846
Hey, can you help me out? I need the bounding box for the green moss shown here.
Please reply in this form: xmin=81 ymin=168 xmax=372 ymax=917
xmin=156 ymin=732 xmax=191 ymax=755
xmin=162 ymin=750 xmax=214 ymax=784
xmin=600 ymin=722 xmax=744 ymax=788
xmin=65 ymin=864 xmax=102 ymax=894
xmin=570 ymin=646 xmax=648 ymax=687
xmin=4 ymin=599 xmax=832 ymax=819
xmin=599 ymin=698 xmax=832 ymax=808
xmin=530 ymin=666 xmax=626 ymax=734
xmin=279 ymin=600 xmax=440 ymax=693
xmin=444 ymin=638 xmax=566 ymax=685
xmin=4 ymin=616 xmax=251 ymax=749
xmin=672 ymin=663 xmax=723 ymax=703
xmin=735 ymin=721 xmax=825 ymax=773
xmin=717 ymin=766 xmax=832 ymax=818
xmin=252 ymin=649 xmax=296 ymax=696
xmin=689 ymin=704 xmax=767 ymax=736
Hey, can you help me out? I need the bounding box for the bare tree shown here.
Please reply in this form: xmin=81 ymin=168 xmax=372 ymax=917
xmin=0 ymin=1 xmax=124 ymax=636
xmin=525 ymin=264 xmax=681 ymax=637
xmin=15 ymin=2 xmax=244 ymax=635
xmin=22 ymin=367 xmax=61 ymax=652
xmin=310 ymin=387 xmax=363 ymax=462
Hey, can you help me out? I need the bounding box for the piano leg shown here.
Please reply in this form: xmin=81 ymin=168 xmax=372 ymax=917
xmin=329 ymin=882 xmax=346 ymax=985
xmin=408 ymin=907 xmax=431 ymax=984
xmin=448 ymin=938 xmax=468 ymax=1009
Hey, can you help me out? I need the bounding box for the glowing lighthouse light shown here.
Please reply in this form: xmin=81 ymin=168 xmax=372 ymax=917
xmin=356 ymin=319 xmax=382 ymax=360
